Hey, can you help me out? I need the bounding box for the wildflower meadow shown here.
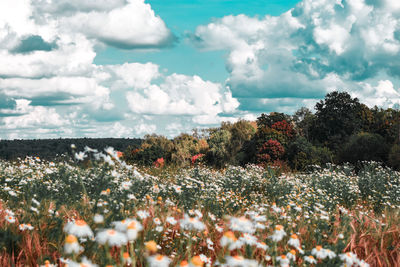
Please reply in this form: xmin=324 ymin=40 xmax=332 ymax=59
xmin=1 ymin=147 xmax=400 ymax=267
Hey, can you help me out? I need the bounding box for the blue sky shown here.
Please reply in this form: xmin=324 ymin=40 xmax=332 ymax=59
xmin=1 ymin=0 xmax=400 ymax=139
xmin=94 ymin=0 xmax=301 ymax=82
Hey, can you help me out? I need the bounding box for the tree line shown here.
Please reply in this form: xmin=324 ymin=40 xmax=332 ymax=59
xmin=0 ymin=138 xmax=142 ymax=161
xmin=124 ymin=91 xmax=400 ymax=170
xmin=1 ymin=91 xmax=399 ymax=170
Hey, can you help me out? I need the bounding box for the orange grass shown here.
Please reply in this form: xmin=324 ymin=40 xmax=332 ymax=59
xmin=345 ymin=210 xmax=400 ymax=267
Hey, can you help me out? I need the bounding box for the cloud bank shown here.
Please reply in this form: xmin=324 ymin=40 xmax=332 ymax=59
xmin=0 ymin=0 xmax=240 ymax=139
xmin=192 ymin=0 xmax=400 ymax=112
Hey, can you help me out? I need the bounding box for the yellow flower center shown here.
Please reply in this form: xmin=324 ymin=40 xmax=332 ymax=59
xmin=75 ymin=220 xmax=86 ymax=226
xmin=65 ymin=234 xmax=78 ymax=244
xmin=224 ymin=231 xmax=237 ymax=241
xmin=156 ymin=255 xmax=164 ymax=261
xmin=190 ymin=256 xmax=204 ymax=267
xmin=180 ymin=260 xmax=189 ymax=266
xmin=127 ymin=221 xmax=137 ymax=230
xmin=145 ymin=240 xmax=158 ymax=253
xmin=316 ymin=245 xmax=322 ymax=251
xmin=107 ymin=230 xmax=116 ymax=236
xmin=233 ymin=255 xmax=244 ymax=261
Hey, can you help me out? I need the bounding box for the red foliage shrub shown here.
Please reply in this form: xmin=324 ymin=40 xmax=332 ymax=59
xmin=257 ymin=139 xmax=285 ymax=163
xmin=153 ymin=157 xmax=165 ymax=168
xmin=191 ymin=153 xmax=204 ymax=165
xmin=271 ymin=120 xmax=295 ymax=138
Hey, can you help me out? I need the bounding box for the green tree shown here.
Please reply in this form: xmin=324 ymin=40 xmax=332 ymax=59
xmin=388 ymin=144 xmax=400 ymax=170
xmin=292 ymin=107 xmax=316 ymax=139
xmin=339 ymin=132 xmax=389 ymax=165
xmin=170 ymin=134 xmax=204 ymax=166
xmin=221 ymin=120 xmax=257 ymax=164
xmin=310 ymin=91 xmax=364 ymax=151
xmin=128 ymin=134 xmax=173 ymax=165
xmin=205 ymin=129 xmax=232 ymax=168
xmin=257 ymin=112 xmax=291 ymax=129
xmin=370 ymin=107 xmax=400 ymax=144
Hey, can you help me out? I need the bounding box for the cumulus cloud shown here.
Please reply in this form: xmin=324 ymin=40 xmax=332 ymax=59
xmin=134 ymin=122 xmax=157 ymax=136
xmin=63 ymin=0 xmax=175 ymax=49
xmin=0 ymin=0 xmax=188 ymax=139
xmin=33 ymin=0 xmax=127 ymax=16
xmin=352 ymin=80 xmax=400 ymax=108
xmin=102 ymin=62 xmax=160 ymax=89
xmin=192 ymin=0 xmax=400 ymax=112
xmin=126 ymin=73 xmax=239 ymax=117
xmin=2 ymin=99 xmax=66 ymax=129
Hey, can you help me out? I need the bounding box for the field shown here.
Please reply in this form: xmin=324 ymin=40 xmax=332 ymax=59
xmin=1 ymin=148 xmax=400 ymax=266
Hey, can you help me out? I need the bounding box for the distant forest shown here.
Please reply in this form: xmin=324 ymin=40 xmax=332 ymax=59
xmin=1 ymin=91 xmax=400 ymax=170
xmin=0 ymin=138 xmax=142 ymax=161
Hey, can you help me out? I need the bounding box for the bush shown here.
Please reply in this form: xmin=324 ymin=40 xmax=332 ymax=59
xmin=287 ymin=137 xmax=333 ymax=170
xmin=311 ymin=146 xmax=334 ymax=166
xmin=339 ymin=132 xmax=389 ymax=164
xmin=389 ymin=144 xmax=400 ymax=170
xmin=286 ymin=137 xmax=313 ymax=170
xmin=256 ymin=139 xmax=285 ymax=164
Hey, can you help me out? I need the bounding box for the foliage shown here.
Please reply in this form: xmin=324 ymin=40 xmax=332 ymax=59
xmin=170 ymin=134 xmax=205 ymax=166
xmin=286 ymin=136 xmax=314 ymax=170
xmin=221 ymin=120 xmax=257 ymax=165
xmin=205 ymin=129 xmax=232 ymax=168
xmin=257 ymin=139 xmax=285 ymax=164
xmin=370 ymin=107 xmax=400 ymax=144
xmin=292 ymin=107 xmax=315 ymax=139
xmin=0 ymin=138 xmax=141 ymax=161
xmin=310 ymin=91 xmax=364 ymax=151
xmin=257 ymin=112 xmax=291 ymax=129
xmin=388 ymin=144 xmax=400 ymax=170
xmin=126 ymin=134 xmax=173 ymax=166
xmin=339 ymin=132 xmax=389 ymax=165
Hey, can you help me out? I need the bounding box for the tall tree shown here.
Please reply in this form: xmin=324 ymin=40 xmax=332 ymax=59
xmin=205 ymin=129 xmax=232 ymax=168
xmin=310 ymin=91 xmax=364 ymax=151
xmin=292 ymin=107 xmax=315 ymax=139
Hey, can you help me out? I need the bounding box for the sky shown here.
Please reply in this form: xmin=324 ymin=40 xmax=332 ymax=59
xmin=1 ymin=0 xmax=400 ymax=139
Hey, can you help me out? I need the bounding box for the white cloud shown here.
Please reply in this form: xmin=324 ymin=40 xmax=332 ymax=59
xmin=126 ymin=73 xmax=239 ymax=120
xmin=33 ymin=0 xmax=127 ymax=15
xmin=0 ymin=34 xmax=96 ymax=78
xmin=192 ymin=0 xmax=400 ymax=110
xmin=0 ymin=0 xmax=181 ymax=139
xmin=353 ymin=80 xmax=400 ymax=108
xmin=103 ymin=62 xmax=160 ymax=89
xmin=2 ymin=100 xmax=66 ymax=129
xmin=61 ymin=0 xmax=174 ymax=48
xmin=134 ymin=122 xmax=157 ymax=135
xmin=102 ymin=122 xmax=134 ymax=138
